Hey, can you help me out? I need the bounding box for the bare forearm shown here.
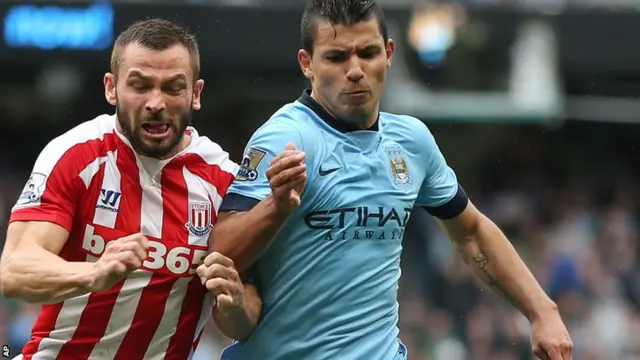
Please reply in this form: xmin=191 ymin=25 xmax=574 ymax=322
xmin=210 ymin=196 xmax=291 ymax=271
xmin=213 ymin=284 xmax=262 ymax=340
xmin=453 ymin=218 xmax=555 ymax=320
xmin=0 ymin=247 xmax=95 ymax=304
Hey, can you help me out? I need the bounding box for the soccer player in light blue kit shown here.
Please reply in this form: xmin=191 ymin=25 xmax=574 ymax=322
xmin=205 ymin=1 xmax=573 ymax=359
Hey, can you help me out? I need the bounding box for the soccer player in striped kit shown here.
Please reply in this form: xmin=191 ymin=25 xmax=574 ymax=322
xmin=0 ymin=19 xmax=304 ymax=360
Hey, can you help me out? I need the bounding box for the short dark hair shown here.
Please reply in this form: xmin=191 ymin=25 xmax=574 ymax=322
xmin=110 ymin=18 xmax=200 ymax=79
xmin=301 ymin=0 xmax=388 ymax=55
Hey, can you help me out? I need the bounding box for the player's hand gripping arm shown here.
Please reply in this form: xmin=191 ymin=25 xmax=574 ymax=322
xmin=438 ymin=203 xmax=573 ymax=359
xmin=197 ymin=253 xmax=261 ymax=340
xmin=209 ymin=143 xmax=307 ymax=271
xmin=0 ymin=221 xmax=150 ymax=304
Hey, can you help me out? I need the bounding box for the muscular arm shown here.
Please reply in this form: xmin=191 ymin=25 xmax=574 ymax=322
xmin=210 ymin=195 xmax=291 ymax=272
xmin=438 ymin=202 xmax=556 ymax=321
xmin=0 ymin=221 xmax=97 ymax=304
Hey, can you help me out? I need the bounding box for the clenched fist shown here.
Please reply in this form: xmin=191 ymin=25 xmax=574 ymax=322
xmin=88 ymin=233 xmax=149 ymax=292
xmin=196 ymin=252 xmax=244 ymax=312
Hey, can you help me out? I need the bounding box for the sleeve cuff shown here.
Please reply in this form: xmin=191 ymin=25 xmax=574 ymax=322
xmin=422 ymin=184 xmax=469 ymax=220
xmin=9 ymin=211 xmax=73 ymax=232
xmin=219 ymin=193 xmax=262 ymax=213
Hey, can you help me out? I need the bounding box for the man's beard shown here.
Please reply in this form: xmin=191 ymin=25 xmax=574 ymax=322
xmin=116 ymin=104 xmax=193 ymax=159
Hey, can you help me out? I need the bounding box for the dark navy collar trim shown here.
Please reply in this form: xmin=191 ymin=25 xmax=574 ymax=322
xmin=297 ymin=89 xmax=379 ymax=133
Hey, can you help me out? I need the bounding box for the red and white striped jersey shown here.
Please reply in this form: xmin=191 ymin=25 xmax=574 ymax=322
xmin=9 ymin=114 xmax=239 ymax=360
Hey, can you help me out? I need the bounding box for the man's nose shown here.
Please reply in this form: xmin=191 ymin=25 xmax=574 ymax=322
xmin=145 ymin=90 xmax=166 ymax=113
xmin=346 ymin=60 xmax=365 ymax=83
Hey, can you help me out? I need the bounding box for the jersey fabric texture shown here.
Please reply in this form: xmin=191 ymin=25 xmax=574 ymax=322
xmin=10 ymin=114 xmax=238 ymax=360
xmin=218 ymin=90 xmax=468 ymax=360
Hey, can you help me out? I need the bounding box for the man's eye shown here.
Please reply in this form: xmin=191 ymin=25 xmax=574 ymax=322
xmin=360 ymin=51 xmax=377 ymax=59
xmin=164 ymin=85 xmax=185 ymax=94
xmin=327 ymin=54 xmax=347 ymax=62
xmin=130 ymin=83 xmax=148 ymax=90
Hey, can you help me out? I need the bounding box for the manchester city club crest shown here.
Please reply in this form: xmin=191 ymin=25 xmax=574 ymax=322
xmin=185 ymin=202 xmax=213 ymax=236
xmin=386 ymin=146 xmax=411 ymax=185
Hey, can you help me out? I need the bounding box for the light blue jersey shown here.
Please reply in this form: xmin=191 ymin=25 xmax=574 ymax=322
xmin=219 ymin=90 xmax=468 ymax=360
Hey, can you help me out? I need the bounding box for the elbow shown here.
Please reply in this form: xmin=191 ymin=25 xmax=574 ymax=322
xmin=233 ymin=309 xmax=262 ymax=341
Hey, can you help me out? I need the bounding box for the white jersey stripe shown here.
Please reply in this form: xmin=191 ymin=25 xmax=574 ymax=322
xmin=79 ymin=155 xmax=108 ymax=189
xmin=140 ymin=174 xmax=163 ymax=239
xmin=93 ymin=150 xmax=122 ymax=229
xmin=33 ymin=294 xmax=91 ymax=359
xmin=87 ymin=270 xmax=154 ymax=359
xmin=142 ymin=277 xmax=192 ymax=360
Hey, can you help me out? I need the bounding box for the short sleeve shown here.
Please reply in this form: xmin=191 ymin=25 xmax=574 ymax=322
xmin=10 ymin=139 xmax=87 ymax=231
xmin=415 ymin=127 xmax=468 ymax=219
xmin=219 ymin=119 xmax=304 ymax=212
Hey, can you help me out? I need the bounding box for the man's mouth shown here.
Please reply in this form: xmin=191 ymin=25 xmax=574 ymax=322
xmin=141 ymin=123 xmax=170 ymax=138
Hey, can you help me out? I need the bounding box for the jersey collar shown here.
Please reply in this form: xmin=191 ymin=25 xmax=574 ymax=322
xmin=297 ymin=89 xmax=379 ymax=133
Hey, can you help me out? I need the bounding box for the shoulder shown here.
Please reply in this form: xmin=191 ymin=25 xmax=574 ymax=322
xmin=47 ymin=113 xmax=116 ymax=152
xmin=35 ymin=113 xmax=117 ymax=175
xmin=11 ymin=114 xmax=116 ymax=216
xmin=179 ymin=129 xmax=239 ymax=195
xmin=249 ymin=101 xmax=320 ymax=151
xmin=381 ymin=112 xmax=431 ymax=135
xmin=380 ymin=112 xmax=435 ymax=151
xmin=187 ymin=129 xmax=239 ymax=176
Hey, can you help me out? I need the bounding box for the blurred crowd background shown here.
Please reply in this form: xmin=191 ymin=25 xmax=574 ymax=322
xmin=1 ymin=0 xmax=640 ymax=359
